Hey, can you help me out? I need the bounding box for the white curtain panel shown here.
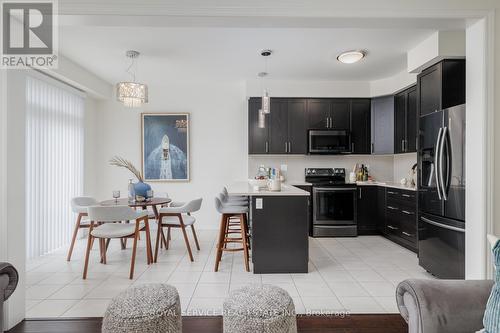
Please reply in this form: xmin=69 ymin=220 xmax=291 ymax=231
xmin=25 ymin=75 xmax=85 ymax=259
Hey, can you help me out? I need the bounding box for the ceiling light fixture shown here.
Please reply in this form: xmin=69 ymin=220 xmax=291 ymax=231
xmin=116 ymin=50 xmax=148 ymax=108
xmin=337 ymin=50 xmax=366 ymax=64
xmin=259 ymin=49 xmax=272 ymax=114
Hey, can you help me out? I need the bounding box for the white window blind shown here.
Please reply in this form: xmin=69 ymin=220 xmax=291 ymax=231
xmin=25 ymin=75 xmax=85 ymax=259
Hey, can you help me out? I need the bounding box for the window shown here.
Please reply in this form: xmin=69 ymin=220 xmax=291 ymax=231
xmin=25 ymin=75 xmax=85 ymax=259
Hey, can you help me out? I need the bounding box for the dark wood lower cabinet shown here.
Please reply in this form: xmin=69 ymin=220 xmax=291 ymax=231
xmin=251 ymin=195 xmax=309 ymax=273
xmin=355 ymin=185 xmax=417 ymax=252
xmin=357 ymin=186 xmax=378 ymax=235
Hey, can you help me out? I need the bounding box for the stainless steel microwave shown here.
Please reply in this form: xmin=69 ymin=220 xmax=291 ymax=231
xmin=308 ymin=129 xmax=351 ymax=154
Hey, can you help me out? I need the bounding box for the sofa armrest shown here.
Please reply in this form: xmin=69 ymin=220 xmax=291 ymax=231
xmin=396 ymin=279 xmax=493 ymax=333
xmin=0 ymin=262 xmax=18 ymax=301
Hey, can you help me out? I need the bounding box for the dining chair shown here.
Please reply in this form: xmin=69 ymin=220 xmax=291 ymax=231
xmin=83 ymin=206 xmax=151 ymax=280
xmin=154 ymin=198 xmax=203 ymax=263
xmin=67 ymin=196 xmax=98 ymax=261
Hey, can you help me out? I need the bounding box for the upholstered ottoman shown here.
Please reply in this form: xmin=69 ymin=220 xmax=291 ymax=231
xmin=223 ymin=284 xmax=297 ymax=333
xmin=102 ymin=283 xmax=181 ymax=333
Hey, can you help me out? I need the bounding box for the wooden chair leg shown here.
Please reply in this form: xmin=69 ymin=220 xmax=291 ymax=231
xmin=165 ymin=227 xmax=171 ymax=249
xmin=180 ymin=224 xmax=194 ymax=262
xmin=144 ymin=219 xmax=152 ymax=265
xmin=82 ymin=224 xmax=94 ymax=279
xmin=99 ymin=238 xmax=104 ymax=264
xmin=191 ymin=225 xmax=201 ymax=251
xmin=102 ymin=239 xmax=107 ymax=264
xmin=214 ymin=214 xmax=227 ymax=272
xmin=154 ymin=222 xmax=161 ymax=263
xmin=67 ymin=213 xmax=82 ymax=261
xmin=130 ymin=228 xmax=140 ymax=280
xmin=240 ymin=214 xmax=250 ymax=272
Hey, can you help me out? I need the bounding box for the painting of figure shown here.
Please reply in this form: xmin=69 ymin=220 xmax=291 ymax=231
xmin=142 ymin=113 xmax=189 ymax=181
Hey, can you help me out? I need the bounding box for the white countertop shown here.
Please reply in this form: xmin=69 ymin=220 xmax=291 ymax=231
xmin=226 ymin=181 xmax=310 ymax=196
xmin=286 ymin=180 xmax=417 ymax=192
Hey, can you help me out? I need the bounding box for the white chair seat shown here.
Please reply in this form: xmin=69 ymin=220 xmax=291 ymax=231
xmin=160 ymin=215 xmax=196 ymax=226
xmin=91 ymin=222 xmax=145 ymax=238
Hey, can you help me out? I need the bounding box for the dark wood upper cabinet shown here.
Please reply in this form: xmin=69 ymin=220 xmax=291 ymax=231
xmin=350 ymin=99 xmax=371 ymax=154
xmin=268 ymin=98 xmax=288 ymax=154
xmin=307 ymin=99 xmax=330 ymax=129
xmin=417 ymin=59 xmax=465 ymax=117
xmin=394 ymin=85 xmax=417 ymax=154
xmin=406 ymin=87 xmax=417 ymax=152
xmin=248 ymin=97 xmax=269 ymax=154
xmin=330 ymin=99 xmax=350 ymax=130
xmin=287 ymin=99 xmax=308 ymax=154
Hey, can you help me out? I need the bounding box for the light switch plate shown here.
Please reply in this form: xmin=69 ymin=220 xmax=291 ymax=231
xmin=255 ymin=198 xmax=263 ymax=209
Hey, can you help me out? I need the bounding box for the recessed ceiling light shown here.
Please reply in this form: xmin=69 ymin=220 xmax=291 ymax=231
xmin=337 ymin=50 xmax=365 ymax=64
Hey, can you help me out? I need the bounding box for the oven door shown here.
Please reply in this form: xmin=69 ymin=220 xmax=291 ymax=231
xmin=313 ymin=187 xmax=356 ymax=225
xmin=308 ymin=130 xmax=350 ymax=154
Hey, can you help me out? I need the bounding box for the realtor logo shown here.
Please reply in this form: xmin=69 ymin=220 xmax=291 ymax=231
xmin=1 ymin=0 xmax=58 ymax=68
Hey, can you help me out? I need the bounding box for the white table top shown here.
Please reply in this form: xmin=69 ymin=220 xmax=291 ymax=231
xmin=226 ymin=181 xmax=310 ymax=196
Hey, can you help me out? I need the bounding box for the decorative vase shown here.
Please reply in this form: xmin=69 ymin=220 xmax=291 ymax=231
xmin=134 ymin=181 xmax=152 ymax=198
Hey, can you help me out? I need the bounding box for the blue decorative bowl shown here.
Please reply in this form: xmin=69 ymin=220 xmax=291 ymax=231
xmin=134 ymin=182 xmax=152 ymax=198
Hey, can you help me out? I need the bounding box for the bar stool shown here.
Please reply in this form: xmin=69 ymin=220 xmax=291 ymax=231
xmin=217 ymin=193 xmax=250 ymax=250
xmin=214 ymin=197 xmax=250 ymax=272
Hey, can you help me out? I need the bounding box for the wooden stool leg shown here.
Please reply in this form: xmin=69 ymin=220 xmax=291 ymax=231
xmin=240 ymin=214 xmax=250 ymax=272
xmin=214 ymin=214 xmax=227 ymax=272
xmin=67 ymin=213 xmax=82 ymax=261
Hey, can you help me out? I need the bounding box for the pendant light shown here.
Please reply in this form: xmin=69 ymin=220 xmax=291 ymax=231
xmin=116 ymin=50 xmax=148 ymax=108
xmin=259 ymin=49 xmax=272 ymax=114
xmin=258 ymin=109 xmax=266 ymax=128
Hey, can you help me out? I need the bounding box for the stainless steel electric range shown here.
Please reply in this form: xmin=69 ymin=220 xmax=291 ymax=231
xmin=305 ymin=168 xmax=357 ymax=237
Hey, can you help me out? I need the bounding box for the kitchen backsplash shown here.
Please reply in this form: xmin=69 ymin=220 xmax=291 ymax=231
xmin=249 ymin=155 xmax=395 ymax=183
xmin=393 ymin=153 xmax=417 ymax=183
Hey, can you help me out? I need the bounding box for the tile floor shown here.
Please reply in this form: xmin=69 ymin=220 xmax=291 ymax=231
xmin=25 ymin=229 xmax=434 ymax=318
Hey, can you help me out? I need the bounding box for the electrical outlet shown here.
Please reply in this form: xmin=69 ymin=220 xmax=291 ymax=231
xmin=256 ymin=198 xmax=263 ymax=209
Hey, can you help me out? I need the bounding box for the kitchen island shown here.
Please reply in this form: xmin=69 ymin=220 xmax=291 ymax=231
xmin=226 ymin=182 xmax=310 ymax=274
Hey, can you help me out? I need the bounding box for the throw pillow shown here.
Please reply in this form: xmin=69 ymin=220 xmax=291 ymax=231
xmin=483 ymin=234 xmax=500 ymax=333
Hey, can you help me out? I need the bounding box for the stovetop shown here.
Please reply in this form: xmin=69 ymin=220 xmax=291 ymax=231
xmin=305 ymin=168 xmax=347 ymax=185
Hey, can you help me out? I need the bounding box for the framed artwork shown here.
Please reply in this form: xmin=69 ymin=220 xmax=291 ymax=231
xmin=141 ymin=113 xmax=190 ymax=182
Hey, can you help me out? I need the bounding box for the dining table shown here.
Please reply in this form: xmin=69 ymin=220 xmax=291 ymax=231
xmin=100 ymin=197 xmax=172 ymax=250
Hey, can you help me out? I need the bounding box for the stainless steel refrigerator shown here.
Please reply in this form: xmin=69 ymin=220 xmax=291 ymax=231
xmin=418 ymin=104 xmax=465 ymax=279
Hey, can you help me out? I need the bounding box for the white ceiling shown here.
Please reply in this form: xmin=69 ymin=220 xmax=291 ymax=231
xmin=59 ymin=26 xmax=436 ymax=85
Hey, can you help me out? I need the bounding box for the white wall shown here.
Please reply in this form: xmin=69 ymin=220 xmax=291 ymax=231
xmin=370 ymin=70 xmax=417 ymax=97
xmin=92 ymin=81 xmax=247 ymax=229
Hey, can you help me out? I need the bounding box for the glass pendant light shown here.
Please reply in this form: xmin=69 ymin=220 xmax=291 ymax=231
xmin=260 ymin=49 xmax=272 ymax=114
xmin=116 ymin=50 xmax=148 ymax=108
xmin=258 ymin=109 xmax=266 ymax=128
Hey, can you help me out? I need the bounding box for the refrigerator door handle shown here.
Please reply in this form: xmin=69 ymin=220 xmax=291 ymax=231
xmin=443 ymin=128 xmax=452 ymax=197
xmin=434 ymin=127 xmax=443 ymax=200
xmin=421 ymin=216 xmax=465 ymax=233
xmin=439 ymin=127 xmax=448 ymax=201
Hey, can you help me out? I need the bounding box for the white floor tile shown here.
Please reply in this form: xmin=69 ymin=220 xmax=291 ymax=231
xmin=338 ymin=296 xmax=386 ymax=314
xmin=26 ymin=285 xmax=64 ymax=300
xmin=301 ymin=296 xmax=344 ymax=314
xmin=375 ymin=296 xmax=399 ymax=313
xmin=25 ymin=233 xmax=430 ymax=318
xmin=27 ymin=300 xmax=79 ymax=318
xmin=327 ymin=281 xmax=370 ymax=297
xmin=62 ymin=299 xmax=112 ymax=317
xmin=359 ymin=282 xmax=396 ymax=297
xmin=193 ymin=283 xmax=229 ymax=298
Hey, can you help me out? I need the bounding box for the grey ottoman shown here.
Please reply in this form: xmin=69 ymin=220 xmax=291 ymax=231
xmin=223 ymin=284 xmax=297 ymax=333
xmin=102 ymin=283 xmax=182 ymax=333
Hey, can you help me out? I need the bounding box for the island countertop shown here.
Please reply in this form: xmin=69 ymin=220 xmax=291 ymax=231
xmin=226 ymin=181 xmax=309 ymax=196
